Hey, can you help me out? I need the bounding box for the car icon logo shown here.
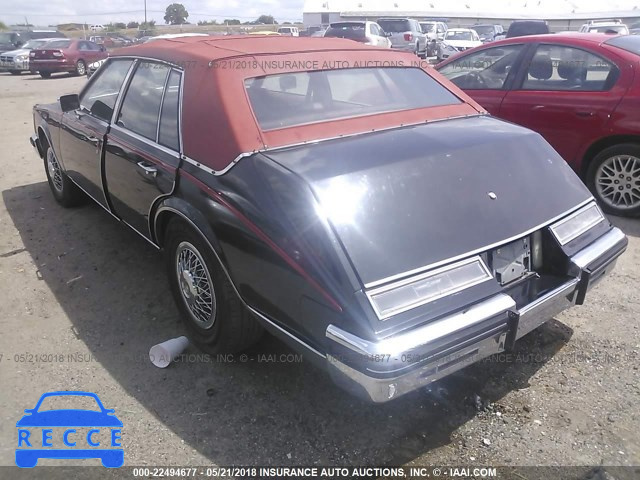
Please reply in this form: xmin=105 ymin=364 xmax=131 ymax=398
xmin=15 ymin=391 xmax=123 ymax=468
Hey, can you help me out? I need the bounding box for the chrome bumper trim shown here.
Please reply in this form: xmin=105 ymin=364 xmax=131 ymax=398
xmin=570 ymin=227 xmax=626 ymax=270
xmin=326 ymin=227 xmax=627 ymax=403
xmin=327 ymin=293 xmax=515 ymax=357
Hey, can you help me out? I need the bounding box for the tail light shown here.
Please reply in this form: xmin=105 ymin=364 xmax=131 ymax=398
xmin=52 ymin=51 xmax=64 ymax=57
xmin=404 ymin=33 xmax=413 ymax=41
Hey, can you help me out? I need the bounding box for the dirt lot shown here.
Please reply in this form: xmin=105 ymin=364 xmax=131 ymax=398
xmin=0 ymin=72 xmax=638 ymax=478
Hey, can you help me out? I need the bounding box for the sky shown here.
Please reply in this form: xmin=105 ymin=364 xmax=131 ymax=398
xmin=0 ymin=0 xmax=305 ymax=26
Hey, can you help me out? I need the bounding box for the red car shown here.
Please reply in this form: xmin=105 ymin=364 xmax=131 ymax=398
xmin=437 ymin=33 xmax=640 ymax=217
xmin=29 ymin=38 xmax=107 ymax=78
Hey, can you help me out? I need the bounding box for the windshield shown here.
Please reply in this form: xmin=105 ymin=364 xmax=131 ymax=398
xmin=446 ymin=31 xmax=473 ymax=41
xmin=377 ymin=20 xmax=411 ymax=33
xmin=472 ymin=26 xmax=494 ymax=35
xmin=245 ymin=67 xmax=461 ymax=130
xmin=420 ymin=23 xmax=436 ymax=33
xmin=43 ymin=39 xmax=71 ymax=49
xmin=588 ymin=25 xmax=629 ymax=34
xmin=325 ymin=24 xmax=366 ymax=40
xmin=605 ymin=35 xmax=640 ymax=56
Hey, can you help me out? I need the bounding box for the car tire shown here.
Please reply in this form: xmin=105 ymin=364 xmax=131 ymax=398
xmin=44 ymin=146 xmax=86 ymax=207
xmin=164 ymin=218 xmax=263 ymax=354
xmin=39 ymin=72 xmax=51 ymax=79
xmin=9 ymin=70 xmax=21 ymax=75
xmin=75 ymin=60 xmax=86 ymax=76
xmin=586 ymin=143 xmax=640 ymax=217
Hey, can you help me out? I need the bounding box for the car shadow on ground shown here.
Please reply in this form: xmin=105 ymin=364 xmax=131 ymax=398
xmin=609 ymin=215 xmax=640 ymax=238
xmin=4 ymin=181 xmax=574 ymax=466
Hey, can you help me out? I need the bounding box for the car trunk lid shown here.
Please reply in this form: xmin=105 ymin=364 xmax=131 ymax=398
xmin=264 ymin=115 xmax=592 ymax=287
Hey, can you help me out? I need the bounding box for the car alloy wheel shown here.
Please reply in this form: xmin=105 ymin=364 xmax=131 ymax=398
xmin=175 ymin=241 xmax=216 ymax=329
xmin=594 ymin=154 xmax=640 ymax=212
xmin=76 ymin=60 xmax=86 ymax=76
xmin=46 ymin=148 xmax=64 ymax=193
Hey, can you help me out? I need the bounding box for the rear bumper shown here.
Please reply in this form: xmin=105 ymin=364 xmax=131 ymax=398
xmin=326 ymin=227 xmax=627 ymax=403
xmin=29 ymin=60 xmax=73 ymax=73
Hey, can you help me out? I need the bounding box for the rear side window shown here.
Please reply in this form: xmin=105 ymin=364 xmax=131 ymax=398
xmin=378 ymin=19 xmax=411 ymax=33
xmin=605 ymin=35 xmax=640 ymax=56
xmin=158 ymin=70 xmax=182 ymax=150
xmin=522 ymin=45 xmax=619 ymax=91
xmin=245 ymin=67 xmax=461 ymax=130
xmin=80 ymin=59 xmax=133 ymax=121
xmin=117 ymin=62 xmax=170 ymax=140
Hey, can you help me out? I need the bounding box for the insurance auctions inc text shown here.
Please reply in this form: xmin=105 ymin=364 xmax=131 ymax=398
xmin=193 ymin=467 xmax=499 ymax=478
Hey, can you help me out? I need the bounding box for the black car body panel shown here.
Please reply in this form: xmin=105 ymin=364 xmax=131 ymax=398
xmin=265 ymin=116 xmax=592 ymax=286
xmin=30 ymin=42 xmax=628 ymax=403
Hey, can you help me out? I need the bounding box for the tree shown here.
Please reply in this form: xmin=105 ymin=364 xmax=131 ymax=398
xmin=113 ymin=22 xmax=127 ymax=29
xmin=0 ymin=21 xmax=7 ymax=31
xmin=224 ymin=19 xmax=241 ymax=25
xmin=140 ymin=20 xmax=156 ymax=30
xmin=127 ymin=21 xmax=139 ymax=29
xmin=164 ymin=3 xmax=189 ymax=25
xmin=256 ymin=15 xmax=277 ymax=25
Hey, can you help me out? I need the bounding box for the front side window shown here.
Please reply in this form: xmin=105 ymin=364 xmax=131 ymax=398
xmin=438 ymin=45 xmax=523 ymax=89
xmin=80 ymin=59 xmax=133 ymax=121
xmin=245 ymin=67 xmax=461 ymax=130
xmin=522 ymin=45 xmax=619 ymax=91
xmin=117 ymin=62 xmax=170 ymax=140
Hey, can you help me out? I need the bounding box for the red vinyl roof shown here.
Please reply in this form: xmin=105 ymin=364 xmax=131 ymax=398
xmin=112 ymin=36 xmax=483 ymax=172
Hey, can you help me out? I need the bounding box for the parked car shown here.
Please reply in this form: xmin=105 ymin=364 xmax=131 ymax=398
xmin=0 ymin=38 xmax=58 ymax=74
xmin=248 ymin=31 xmax=281 ymax=36
xmin=30 ymin=36 xmax=627 ymax=403
xmin=506 ymin=20 xmax=549 ymax=38
xmin=377 ymin=18 xmax=427 ymax=57
xmin=471 ymin=24 xmax=506 ymax=43
xmin=436 ymin=33 xmax=640 ymax=216
xmin=29 ymin=39 xmax=107 ymax=78
xmin=300 ymin=26 xmax=324 ymax=37
xmin=90 ymin=24 xmax=106 ymax=32
xmin=277 ymin=26 xmax=299 ymax=37
xmin=0 ymin=30 xmax=65 ymax=54
xmin=86 ymin=58 xmax=107 ymax=78
xmin=89 ymin=35 xmax=117 ymax=48
xmin=438 ymin=28 xmax=482 ymax=61
xmin=106 ymin=32 xmax=134 ymax=46
xmin=323 ymin=21 xmax=391 ymax=48
xmin=579 ymin=20 xmax=629 ymax=35
xmin=420 ymin=21 xmax=448 ymax=56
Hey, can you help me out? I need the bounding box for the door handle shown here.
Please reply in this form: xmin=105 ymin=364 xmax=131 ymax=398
xmin=137 ymin=161 xmax=158 ymax=177
xmin=86 ymin=136 xmax=100 ymax=146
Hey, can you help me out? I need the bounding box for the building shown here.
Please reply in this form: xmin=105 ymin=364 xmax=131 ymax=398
xmin=302 ymin=0 xmax=640 ymax=31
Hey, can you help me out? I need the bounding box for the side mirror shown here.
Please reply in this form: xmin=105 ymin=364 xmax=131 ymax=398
xmin=59 ymin=94 xmax=80 ymax=112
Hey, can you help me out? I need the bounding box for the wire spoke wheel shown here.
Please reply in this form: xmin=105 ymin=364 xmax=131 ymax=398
xmin=46 ymin=148 xmax=64 ymax=193
xmin=595 ymin=154 xmax=640 ymax=211
xmin=175 ymin=241 xmax=216 ymax=329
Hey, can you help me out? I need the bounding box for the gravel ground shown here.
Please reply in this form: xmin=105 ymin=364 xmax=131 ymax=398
xmin=0 ymin=72 xmax=638 ymax=478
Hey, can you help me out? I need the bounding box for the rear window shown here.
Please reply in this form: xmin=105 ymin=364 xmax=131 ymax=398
xmin=507 ymin=22 xmax=548 ymax=37
xmin=605 ymin=35 xmax=640 ymax=56
xmin=325 ymin=24 xmax=366 ymax=40
xmin=588 ymin=25 xmax=628 ymax=34
xmin=420 ymin=23 xmax=436 ymax=33
xmin=245 ymin=67 xmax=461 ymax=130
xmin=378 ymin=19 xmax=411 ymax=33
xmin=44 ymin=40 xmax=71 ymax=49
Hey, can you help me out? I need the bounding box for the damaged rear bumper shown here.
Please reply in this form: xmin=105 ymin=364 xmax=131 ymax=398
xmin=325 ymin=227 xmax=627 ymax=403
